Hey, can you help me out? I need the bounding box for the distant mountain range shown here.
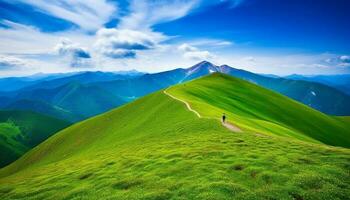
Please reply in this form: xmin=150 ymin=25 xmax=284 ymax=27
xmin=90 ymin=61 xmax=350 ymax=116
xmin=0 ymin=70 xmax=144 ymax=92
xmin=285 ymin=74 xmax=350 ymax=95
xmin=0 ymin=71 xmax=143 ymax=121
xmin=0 ymin=61 xmax=349 ymax=122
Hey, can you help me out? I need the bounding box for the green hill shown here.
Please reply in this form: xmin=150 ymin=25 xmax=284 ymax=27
xmin=168 ymin=73 xmax=350 ymax=148
xmin=337 ymin=116 xmax=350 ymax=123
xmin=0 ymin=123 xmax=28 ymax=168
xmin=0 ymin=74 xmax=349 ymax=199
xmin=0 ymin=110 xmax=71 ymax=167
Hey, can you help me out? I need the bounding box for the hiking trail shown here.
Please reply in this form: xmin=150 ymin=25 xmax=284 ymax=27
xmin=164 ymin=89 xmax=242 ymax=133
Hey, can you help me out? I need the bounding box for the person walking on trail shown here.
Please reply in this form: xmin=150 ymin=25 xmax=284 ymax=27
xmin=222 ymin=113 xmax=226 ymax=123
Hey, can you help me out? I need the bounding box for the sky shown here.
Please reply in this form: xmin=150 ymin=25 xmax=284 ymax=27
xmin=0 ymin=0 xmax=349 ymax=77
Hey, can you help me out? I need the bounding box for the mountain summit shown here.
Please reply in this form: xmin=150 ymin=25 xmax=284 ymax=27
xmin=186 ymin=61 xmax=219 ymax=73
xmin=183 ymin=61 xmax=220 ymax=81
xmin=183 ymin=61 xmax=350 ymax=115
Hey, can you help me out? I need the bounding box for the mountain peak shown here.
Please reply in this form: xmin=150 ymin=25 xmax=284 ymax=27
xmin=187 ymin=61 xmax=218 ymax=72
xmin=181 ymin=61 xmax=220 ymax=81
xmin=195 ymin=60 xmax=216 ymax=67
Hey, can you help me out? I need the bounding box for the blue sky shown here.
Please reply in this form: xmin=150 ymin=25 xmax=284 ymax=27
xmin=0 ymin=0 xmax=349 ymax=77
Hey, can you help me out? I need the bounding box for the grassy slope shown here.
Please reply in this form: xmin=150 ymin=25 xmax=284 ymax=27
xmin=168 ymin=73 xmax=350 ymax=148
xmin=0 ymin=110 xmax=71 ymax=167
xmin=0 ymin=123 xmax=28 ymax=167
xmin=337 ymin=116 xmax=350 ymax=123
xmin=0 ymin=80 xmax=349 ymax=199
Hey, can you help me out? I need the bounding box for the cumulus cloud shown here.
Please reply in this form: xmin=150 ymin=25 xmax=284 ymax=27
xmin=183 ymin=51 xmax=212 ymax=60
xmin=54 ymin=38 xmax=91 ymax=67
xmin=340 ymin=55 xmax=350 ymax=63
xmin=55 ymin=38 xmax=90 ymax=58
xmin=0 ymin=55 xmax=27 ymax=70
xmin=0 ymin=0 xmax=248 ymax=75
xmin=97 ymin=0 xmax=200 ymax=59
xmin=339 ymin=55 xmax=350 ymax=67
xmin=178 ymin=43 xmax=197 ymax=52
xmin=324 ymin=55 xmax=350 ymax=67
xmin=94 ymin=28 xmax=166 ymax=59
xmin=178 ymin=43 xmax=213 ymax=60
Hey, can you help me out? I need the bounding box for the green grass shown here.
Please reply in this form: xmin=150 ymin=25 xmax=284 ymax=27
xmin=168 ymin=73 xmax=350 ymax=148
xmin=0 ymin=122 xmax=28 ymax=167
xmin=337 ymin=116 xmax=350 ymax=124
xmin=0 ymin=74 xmax=349 ymax=199
xmin=0 ymin=110 xmax=71 ymax=167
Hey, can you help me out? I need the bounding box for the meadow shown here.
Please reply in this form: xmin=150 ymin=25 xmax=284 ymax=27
xmin=0 ymin=74 xmax=349 ymax=200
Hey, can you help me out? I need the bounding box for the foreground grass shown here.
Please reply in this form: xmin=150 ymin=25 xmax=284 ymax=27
xmin=0 ymin=74 xmax=349 ymax=199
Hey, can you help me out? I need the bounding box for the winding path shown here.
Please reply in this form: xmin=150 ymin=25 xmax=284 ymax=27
xmin=164 ymin=89 xmax=201 ymax=118
xmin=163 ymin=89 xmax=242 ymax=133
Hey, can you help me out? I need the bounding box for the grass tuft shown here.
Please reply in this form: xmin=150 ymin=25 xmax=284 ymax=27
xmin=112 ymin=179 xmax=142 ymax=190
xmin=78 ymin=172 xmax=93 ymax=180
xmin=232 ymin=164 xmax=245 ymax=171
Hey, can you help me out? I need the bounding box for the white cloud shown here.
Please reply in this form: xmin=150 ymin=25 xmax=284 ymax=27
xmin=3 ymin=0 xmax=347 ymax=76
xmin=340 ymin=55 xmax=350 ymax=64
xmin=117 ymin=0 xmax=245 ymax=30
xmin=324 ymin=55 xmax=350 ymax=67
xmin=119 ymin=0 xmax=199 ymax=30
xmin=0 ymin=0 xmax=224 ymax=74
xmin=212 ymin=41 xmax=234 ymax=47
xmin=91 ymin=0 xmax=200 ymax=60
xmin=183 ymin=51 xmax=212 ymax=60
xmin=0 ymin=20 xmax=94 ymax=54
xmin=54 ymin=38 xmax=91 ymax=68
xmin=94 ymin=28 xmax=167 ymax=59
xmin=0 ymin=20 xmax=57 ymax=54
xmin=11 ymin=0 xmax=117 ymax=31
xmin=178 ymin=43 xmax=197 ymax=52
xmin=178 ymin=39 xmax=231 ymax=51
xmin=55 ymin=38 xmax=90 ymax=58
xmin=0 ymin=55 xmax=27 ymax=70
xmin=178 ymin=43 xmax=213 ymax=60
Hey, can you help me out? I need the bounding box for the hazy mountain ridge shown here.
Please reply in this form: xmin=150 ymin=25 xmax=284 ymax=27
xmin=0 ymin=61 xmax=349 ymax=122
xmin=285 ymin=74 xmax=350 ymax=95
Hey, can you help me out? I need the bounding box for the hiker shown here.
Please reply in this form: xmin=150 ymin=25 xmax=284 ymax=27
xmin=222 ymin=113 xmax=226 ymax=123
